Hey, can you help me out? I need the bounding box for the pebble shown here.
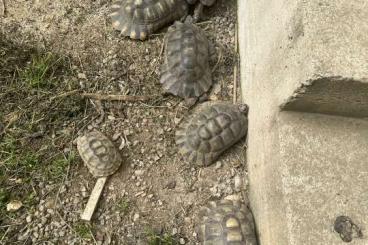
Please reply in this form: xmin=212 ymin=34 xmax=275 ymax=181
xmin=179 ymin=238 xmax=185 ymax=244
xmin=6 ymin=200 xmax=23 ymax=212
xmin=234 ymin=175 xmax=243 ymax=192
xmin=133 ymin=213 xmax=139 ymax=222
xmin=77 ymin=73 xmax=87 ymax=79
xmin=165 ymin=180 xmax=176 ymax=189
xmin=172 ymin=228 xmax=178 ymax=235
xmin=26 ymin=215 xmax=32 ymax=223
xmin=214 ymin=161 xmax=222 ymax=169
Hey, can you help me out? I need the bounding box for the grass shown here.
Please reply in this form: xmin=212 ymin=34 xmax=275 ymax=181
xmin=74 ymin=223 xmax=93 ymax=239
xmin=47 ymin=151 xmax=76 ymax=180
xmin=116 ymin=198 xmax=131 ymax=215
xmin=146 ymin=229 xmax=178 ymax=245
xmin=19 ymin=52 xmax=62 ymax=88
xmin=0 ymin=38 xmax=85 ymax=237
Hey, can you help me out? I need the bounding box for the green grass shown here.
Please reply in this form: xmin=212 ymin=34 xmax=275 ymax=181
xmin=74 ymin=223 xmax=93 ymax=239
xmin=146 ymin=229 xmax=177 ymax=245
xmin=116 ymin=198 xmax=131 ymax=215
xmin=47 ymin=151 xmax=76 ymax=180
xmin=0 ymin=136 xmax=40 ymax=174
xmin=0 ymin=188 xmax=10 ymax=212
xmin=19 ymin=52 xmax=62 ymax=88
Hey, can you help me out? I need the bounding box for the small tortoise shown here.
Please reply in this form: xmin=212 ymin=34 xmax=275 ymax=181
xmin=160 ymin=18 xmax=213 ymax=105
xmin=176 ymin=102 xmax=248 ymax=166
xmin=77 ymin=131 xmax=122 ymax=177
xmin=110 ymin=0 xmax=189 ymax=40
xmin=197 ymin=200 xmax=258 ymax=245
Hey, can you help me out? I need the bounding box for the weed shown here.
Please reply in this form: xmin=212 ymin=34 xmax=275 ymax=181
xmin=74 ymin=223 xmax=93 ymax=239
xmin=0 ymin=136 xmax=39 ymax=174
xmin=146 ymin=229 xmax=177 ymax=245
xmin=19 ymin=52 xmax=62 ymax=88
xmin=47 ymin=151 xmax=76 ymax=180
xmin=0 ymin=188 xmax=9 ymax=212
xmin=116 ymin=198 xmax=131 ymax=215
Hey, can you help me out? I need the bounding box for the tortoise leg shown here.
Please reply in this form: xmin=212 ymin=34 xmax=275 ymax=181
xmin=193 ymin=3 xmax=204 ymax=23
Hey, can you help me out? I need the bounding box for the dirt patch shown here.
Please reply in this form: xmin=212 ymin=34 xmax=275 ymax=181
xmin=0 ymin=0 xmax=248 ymax=244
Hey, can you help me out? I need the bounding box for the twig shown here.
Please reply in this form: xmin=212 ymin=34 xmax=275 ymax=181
xmin=81 ymin=93 xmax=151 ymax=102
xmin=212 ymin=44 xmax=223 ymax=73
xmin=50 ymin=89 xmax=80 ymax=101
xmin=0 ymin=0 xmax=5 ymax=17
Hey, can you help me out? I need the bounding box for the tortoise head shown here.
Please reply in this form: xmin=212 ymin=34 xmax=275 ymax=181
xmin=238 ymin=104 xmax=249 ymax=115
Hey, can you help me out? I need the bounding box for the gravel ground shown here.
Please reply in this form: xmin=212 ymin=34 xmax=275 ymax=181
xmin=0 ymin=0 xmax=249 ymax=244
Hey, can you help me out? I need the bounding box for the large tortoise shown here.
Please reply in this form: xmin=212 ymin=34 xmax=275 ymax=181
xmin=110 ymin=0 xmax=217 ymax=40
xmin=176 ymin=102 xmax=248 ymax=166
xmin=110 ymin=0 xmax=189 ymax=40
xmin=160 ymin=17 xmax=213 ymax=105
xmin=197 ymin=199 xmax=258 ymax=245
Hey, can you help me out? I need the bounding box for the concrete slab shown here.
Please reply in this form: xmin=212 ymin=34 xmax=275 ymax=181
xmin=239 ymin=0 xmax=368 ymax=118
xmin=238 ymin=0 xmax=368 ymax=244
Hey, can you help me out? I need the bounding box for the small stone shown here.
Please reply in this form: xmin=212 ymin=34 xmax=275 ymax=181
xmin=165 ymin=180 xmax=176 ymax=189
xmin=112 ymin=132 xmax=121 ymax=141
xmin=26 ymin=215 xmax=32 ymax=223
xmin=234 ymin=175 xmax=243 ymax=192
xmin=133 ymin=213 xmax=139 ymax=222
xmin=214 ymin=161 xmax=222 ymax=169
xmin=134 ymin=170 xmax=144 ymax=176
xmin=77 ymin=73 xmax=87 ymax=79
xmin=179 ymin=238 xmax=185 ymax=244
xmin=6 ymin=200 xmax=22 ymax=212
xmin=172 ymin=228 xmax=178 ymax=235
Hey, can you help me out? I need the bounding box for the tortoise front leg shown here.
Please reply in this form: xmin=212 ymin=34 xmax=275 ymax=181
xmin=193 ymin=3 xmax=204 ymax=23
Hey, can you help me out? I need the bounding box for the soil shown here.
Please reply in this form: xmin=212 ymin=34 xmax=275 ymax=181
xmin=0 ymin=0 xmax=249 ymax=244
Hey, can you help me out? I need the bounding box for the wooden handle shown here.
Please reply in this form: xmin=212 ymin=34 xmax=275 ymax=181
xmin=81 ymin=177 xmax=108 ymax=221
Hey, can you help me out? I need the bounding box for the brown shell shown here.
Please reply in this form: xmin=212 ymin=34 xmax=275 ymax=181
xmin=110 ymin=0 xmax=188 ymax=40
xmin=186 ymin=0 xmax=216 ymax=5
xmin=197 ymin=200 xmax=258 ymax=245
xmin=175 ymin=102 xmax=248 ymax=166
xmin=77 ymin=131 xmax=122 ymax=177
xmin=160 ymin=20 xmax=212 ymax=99
xmin=200 ymin=0 xmax=216 ymax=6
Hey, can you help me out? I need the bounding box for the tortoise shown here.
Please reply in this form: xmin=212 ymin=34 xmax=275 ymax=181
xmin=110 ymin=0 xmax=217 ymax=40
xmin=175 ymin=102 xmax=248 ymax=166
xmin=160 ymin=17 xmax=213 ymax=106
xmin=110 ymin=0 xmax=189 ymax=40
xmin=76 ymin=131 xmax=122 ymax=177
xmin=187 ymin=0 xmax=217 ymax=22
xmin=197 ymin=199 xmax=258 ymax=245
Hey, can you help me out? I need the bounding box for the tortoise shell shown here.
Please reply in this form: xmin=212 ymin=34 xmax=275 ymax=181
xmin=175 ymin=102 xmax=248 ymax=166
xmin=77 ymin=131 xmax=122 ymax=177
xmin=110 ymin=0 xmax=188 ymax=40
xmin=197 ymin=200 xmax=258 ymax=245
xmin=189 ymin=0 xmax=216 ymax=6
xmin=160 ymin=20 xmax=212 ymax=99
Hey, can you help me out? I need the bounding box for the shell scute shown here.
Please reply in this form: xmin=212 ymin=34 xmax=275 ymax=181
xmin=175 ymin=102 xmax=248 ymax=166
xmin=198 ymin=200 xmax=258 ymax=245
xmin=77 ymin=131 xmax=122 ymax=177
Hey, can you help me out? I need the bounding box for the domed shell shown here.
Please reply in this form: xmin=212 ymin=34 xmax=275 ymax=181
xmin=77 ymin=131 xmax=122 ymax=177
xmin=175 ymin=102 xmax=248 ymax=166
xmin=160 ymin=20 xmax=212 ymax=99
xmin=197 ymin=200 xmax=258 ymax=245
xmin=110 ymin=0 xmax=188 ymax=40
